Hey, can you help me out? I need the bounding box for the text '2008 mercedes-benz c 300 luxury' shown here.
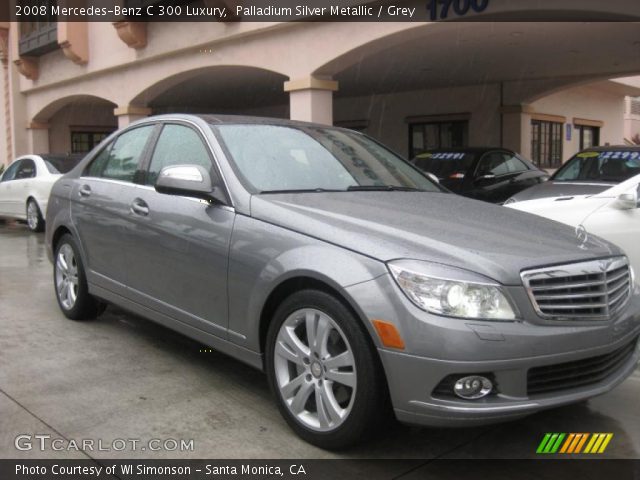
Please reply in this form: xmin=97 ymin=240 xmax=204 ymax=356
xmin=45 ymin=115 xmax=640 ymax=449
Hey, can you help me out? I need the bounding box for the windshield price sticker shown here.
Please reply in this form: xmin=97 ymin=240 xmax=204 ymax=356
xmin=597 ymin=151 xmax=640 ymax=160
xmin=431 ymin=153 xmax=467 ymax=160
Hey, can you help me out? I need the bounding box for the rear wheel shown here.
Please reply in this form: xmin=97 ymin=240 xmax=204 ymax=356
xmin=266 ymin=289 xmax=386 ymax=449
xmin=26 ymin=200 xmax=44 ymax=232
xmin=54 ymin=234 xmax=101 ymax=320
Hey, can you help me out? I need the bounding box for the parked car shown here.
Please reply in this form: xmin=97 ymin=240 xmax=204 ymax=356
xmin=411 ymin=147 xmax=548 ymax=203
xmin=0 ymin=154 xmax=83 ymax=231
xmin=46 ymin=115 xmax=640 ymax=449
xmin=506 ymin=174 xmax=640 ymax=275
xmin=505 ymin=146 xmax=640 ymax=204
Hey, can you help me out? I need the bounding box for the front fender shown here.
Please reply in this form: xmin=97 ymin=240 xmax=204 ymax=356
xmin=227 ymin=214 xmax=386 ymax=352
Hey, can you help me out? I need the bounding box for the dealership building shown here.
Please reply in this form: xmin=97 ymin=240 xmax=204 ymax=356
xmin=1 ymin=0 xmax=640 ymax=169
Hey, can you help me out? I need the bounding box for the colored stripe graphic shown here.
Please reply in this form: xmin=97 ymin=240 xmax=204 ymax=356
xmin=537 ymin=433 xmax=613 ymax=454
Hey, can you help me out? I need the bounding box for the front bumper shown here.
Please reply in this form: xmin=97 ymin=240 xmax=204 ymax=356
xmin=381 ymin=334 xmax=639 ymax=427
xmin=346 ymin=274 xmax=640 ymax=427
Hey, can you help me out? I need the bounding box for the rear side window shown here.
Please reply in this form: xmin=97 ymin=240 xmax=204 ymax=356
xmin=146 ymin=124 xmax=212 ymax=185
xmin=84 ymin=126 xmax=154 ymax=182
xmin=16 ymin=159 xmax=36 ymax=179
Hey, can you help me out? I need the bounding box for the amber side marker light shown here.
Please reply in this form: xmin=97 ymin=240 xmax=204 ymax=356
xmin=372 ymin=320 xmax=405 ymax=350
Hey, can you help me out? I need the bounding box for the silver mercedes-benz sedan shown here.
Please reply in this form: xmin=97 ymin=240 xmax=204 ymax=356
xmin=45 ymin=114 xmax=640 ymax=449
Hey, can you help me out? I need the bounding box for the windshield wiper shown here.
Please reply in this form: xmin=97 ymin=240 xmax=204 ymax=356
xmin=346 ymin=185 xmax=425 ymax=192
xmin=259 ymin=188 xmax=344 ymax=194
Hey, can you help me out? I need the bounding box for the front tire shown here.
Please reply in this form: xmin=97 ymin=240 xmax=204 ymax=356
xmin=54 ymin=234 xmax=100 ymax=320
xmin=26 ymin=199 xmax=44 ymax=232
xmin=265 ymin=289 xmax=386 ymax=449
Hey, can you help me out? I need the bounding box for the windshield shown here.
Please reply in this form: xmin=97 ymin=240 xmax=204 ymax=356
xmin=412 ymin=152 xmax=476 ymax=179
xmin=213 ymin=124 xmax=442 ymax=193
xmin=552 ymin=150 xmax=640 ymax=182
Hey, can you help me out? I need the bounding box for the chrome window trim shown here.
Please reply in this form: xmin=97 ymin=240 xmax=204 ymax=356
xmin=521 ymin=256 xmax=631 ymax=321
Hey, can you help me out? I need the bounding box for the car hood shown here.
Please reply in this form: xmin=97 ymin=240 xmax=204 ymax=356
xmin=506 ymin=195 xmax=605 ymax=227
xmin=509 ymin=181 xmax=613 ymax=202
xmin=250 ymin=192 xmax=619 ymax=285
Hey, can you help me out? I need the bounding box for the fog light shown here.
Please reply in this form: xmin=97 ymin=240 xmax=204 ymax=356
xmin=454 ymin=375 xmax=493 ymax=400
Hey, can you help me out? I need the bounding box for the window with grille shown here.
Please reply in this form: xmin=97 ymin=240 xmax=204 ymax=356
xmin=531 ymin=120 xmax=563 ymax=169
xmin=409 ymin=121 xmax=468 ymax=158
xmin=71 ymin=131 xmax=112 ymax=154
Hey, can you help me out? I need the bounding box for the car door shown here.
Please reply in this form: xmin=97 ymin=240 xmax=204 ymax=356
xmin=8 ymin=159 xmax=37 ymax=218
xmin=71 ymin=124 xmax=157 ymax=295
xmin=124 ymin=122 xmax=234 ymax=336
xmin=0 ymin=160 xmax=22 ymax=216
xmin=582 ymin=182 xmax=640 ymax=274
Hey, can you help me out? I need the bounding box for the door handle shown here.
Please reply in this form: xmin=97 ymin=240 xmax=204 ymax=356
xmin=130 ymin=198 xmax=149 ymax=216
xmin=79 ymin=185 xmax=92 ymax=197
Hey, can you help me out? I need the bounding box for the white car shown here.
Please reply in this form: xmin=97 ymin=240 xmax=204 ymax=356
xmin=506 ymin=173 xmax=640 ymax=274
xmin=0 ymin=154 xmax=81 ymax=232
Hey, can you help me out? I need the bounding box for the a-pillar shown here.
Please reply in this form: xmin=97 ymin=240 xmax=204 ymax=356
xmin=113 ymin=105 xmax=152 ymax=129
xmin=284 ymin=76 xmax=338 ymax=125
xmin=501 ymin=104 xmax=534 ymax=160
xmin=26 ymin=122 xmax=49 ymax=154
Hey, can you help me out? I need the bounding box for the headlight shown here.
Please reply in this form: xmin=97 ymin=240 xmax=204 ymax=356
xmin=388 ymin=261 xmax=516 ymax=320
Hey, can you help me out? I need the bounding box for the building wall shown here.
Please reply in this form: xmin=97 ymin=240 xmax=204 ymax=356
xmin=624 ymin=97 xmax=640 ymax=142
xmin=47 ymin=103 xmax=118 ymax=154
xmin=333 ymin=84 xmax=502 ymax=158
xmin=531 ymin=85 xmax=626 ymax=161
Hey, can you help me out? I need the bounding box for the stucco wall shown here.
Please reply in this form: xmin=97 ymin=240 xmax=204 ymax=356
xmin=531 ymin=85 xmax=626 ymax=161
xmin=333 ymin=84 xmax=502 ymax=158
xmin=48 ymin=103 xmax=118 ymax=154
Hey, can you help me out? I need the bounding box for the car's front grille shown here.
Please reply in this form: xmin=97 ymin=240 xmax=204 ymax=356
xmin=521 ymin=257 xmax=631 ymax=320
xmin=527 ymin=338 xmax=638 ymax=395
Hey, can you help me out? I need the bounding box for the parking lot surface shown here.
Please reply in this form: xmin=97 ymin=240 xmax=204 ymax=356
xmin=1 ymin=223 xmax=639 ymax=465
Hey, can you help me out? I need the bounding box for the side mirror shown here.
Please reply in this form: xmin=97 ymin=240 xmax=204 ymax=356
xmin=475 ymin=173 xmax=496 ymax=183
xmin=612 ymin=192 xmax=638 ymax=210
xmin=155 ymin=164 xmax=227 ymax=204
xmin=426 ymin=172 xmax=440 ymax=184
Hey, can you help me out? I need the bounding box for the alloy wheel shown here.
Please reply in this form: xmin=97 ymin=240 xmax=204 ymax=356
xmin=273 ymin=308 xmax=357 ymax=432
xmin=27 ymin=202 xmax=39 ymax=230
xmin=55 ymin=244 xmax=79 ymax=310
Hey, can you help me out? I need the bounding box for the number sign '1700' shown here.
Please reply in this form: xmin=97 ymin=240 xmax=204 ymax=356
xmin=427 ymin=0 xmax=490 ymax=21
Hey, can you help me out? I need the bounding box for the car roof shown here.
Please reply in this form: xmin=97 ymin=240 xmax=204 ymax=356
xmin=142 ymin=113 xmax=342 ymax=130
xmin=575 ymin=146 xmax=640 ymax=152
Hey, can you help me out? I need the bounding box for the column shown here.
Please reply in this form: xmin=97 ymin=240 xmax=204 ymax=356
xmin=501 ymin=104 xmax=534 ymax=159
xmin=284 ymin=76 xmax=338 ymax=125
xmin=26 ymin=122 xmax=50 ymax=154
xmin=113 ymin=105 xmax=152 ymax=129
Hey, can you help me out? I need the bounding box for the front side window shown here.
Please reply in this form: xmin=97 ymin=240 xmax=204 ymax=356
xmin=412 ymin=152 xmax=475 ymax=180
xmin=15 ymin=159 xmax=36 ymax=179
xmin=146 ymin=124 xmax=212 ymax=186
xmin=84 ymin=126 xmax=154 ymax=182
xmin=477 ymin=152 xmax=529 ymax=177
xmin=214 ymin=124 xmax=441 ymax=193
